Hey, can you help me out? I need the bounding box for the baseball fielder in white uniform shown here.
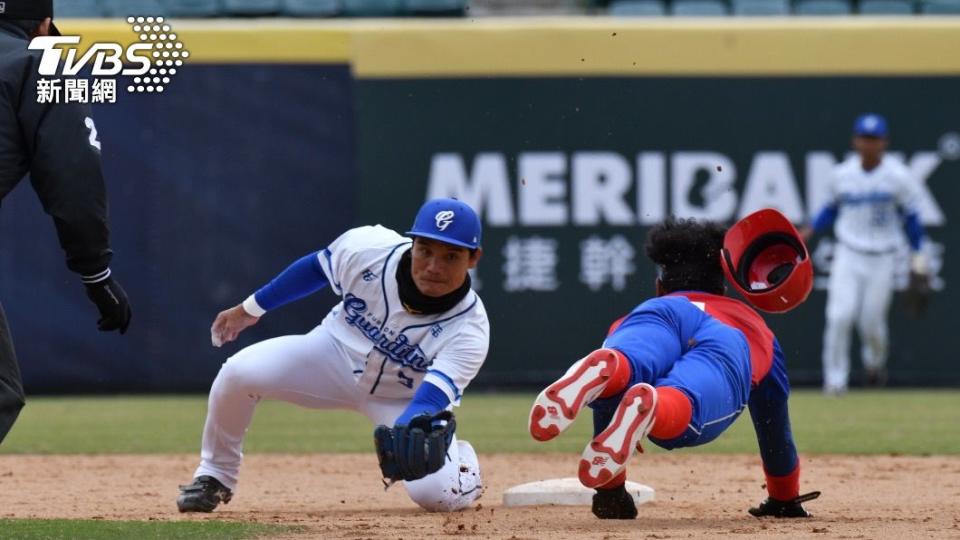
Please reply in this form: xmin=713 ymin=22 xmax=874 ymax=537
xmin=805 ymin=114 xmax=927 ymax=395
xmin=176 ymin=198 xmax=488 ymax=513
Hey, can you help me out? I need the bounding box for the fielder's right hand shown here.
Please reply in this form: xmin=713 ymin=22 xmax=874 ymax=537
xmin=210 ymin=304 xmax=259 ymax=347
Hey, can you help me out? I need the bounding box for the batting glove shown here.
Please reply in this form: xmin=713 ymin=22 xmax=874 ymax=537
xmin=82 ymin=269 xmax=132 ymax=334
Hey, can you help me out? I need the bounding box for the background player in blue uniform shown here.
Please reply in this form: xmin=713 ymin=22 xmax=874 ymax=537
xmin=803 ymin=114 xmax=928 ymax=393
xmin=529 ymin=217 xmax=819 ymax=520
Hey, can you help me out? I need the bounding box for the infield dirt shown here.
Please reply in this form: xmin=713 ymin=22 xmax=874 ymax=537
xmin=1 ymin=453 xmax=957 ymax=539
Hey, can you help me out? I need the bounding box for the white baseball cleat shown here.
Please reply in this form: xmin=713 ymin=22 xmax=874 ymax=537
xmin=529 ymin=349 xmax=623 ymax=442
xmin=578 ymin=383 xmax=657 ymax=489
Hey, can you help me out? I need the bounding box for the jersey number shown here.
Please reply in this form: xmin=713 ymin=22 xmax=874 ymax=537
xmin=84 ymin=117 xmax=101 ymax=152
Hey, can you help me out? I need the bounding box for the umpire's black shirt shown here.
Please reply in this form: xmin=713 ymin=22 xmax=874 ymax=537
xmin=0 ymin=20 xmax=111 ymax=276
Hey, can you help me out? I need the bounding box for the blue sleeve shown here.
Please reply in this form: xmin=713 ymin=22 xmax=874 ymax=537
xmin=395 ymin=381 xmax=451 ymax=425
xmin=810 ymin=204 xmax=838 ymax=234
xmin=253 ymin=252 xmax=329 ymax=312
xmin=903 ymin=212 xmax=925 ymax=252
xmin=747 ymin=340 xmax=798 ymax=477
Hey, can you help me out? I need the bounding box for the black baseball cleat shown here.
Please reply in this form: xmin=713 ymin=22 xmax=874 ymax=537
xmin=748 ymin=491 xmax=820 ymax=518
xmin=865 ymin=367 xmax=888 ymax=388
xmin=591 ymin=483 xmax=638 ymax=520
xmin=177 ymin=475 xmax=233 ymax=513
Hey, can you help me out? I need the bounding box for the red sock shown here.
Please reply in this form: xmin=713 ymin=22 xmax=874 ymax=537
xmin=598 ymin=349 xmax=632 ymax=398
xmin=600 ymin=470 xmax=627 ymax=489
xmin=648 ymin=386 xmax=693 ymax=440
xmin=765 ymin=464 xmax=800 ymax=501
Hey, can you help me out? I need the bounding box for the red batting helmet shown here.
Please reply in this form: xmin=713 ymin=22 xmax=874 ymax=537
xmin=720 ymin=208 xmax=813 ymax=313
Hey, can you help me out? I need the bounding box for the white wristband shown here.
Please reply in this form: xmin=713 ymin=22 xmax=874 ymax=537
xmin=911 ymin=253 xmax=928 ymax=275
xmin=242 ymin=295 xmax=266 ymax=317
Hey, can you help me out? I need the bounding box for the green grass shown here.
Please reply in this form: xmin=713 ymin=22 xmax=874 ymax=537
xmin=1 ymin=390 xmax=957 ymax=455
xmin=0 ymin=519 xmax=296 ymax=539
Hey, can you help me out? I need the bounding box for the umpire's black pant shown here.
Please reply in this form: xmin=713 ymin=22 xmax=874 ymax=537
xmin=0 ymin=300 xmax=24 ymax=445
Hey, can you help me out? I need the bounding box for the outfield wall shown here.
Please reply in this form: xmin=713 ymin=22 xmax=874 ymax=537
xmin=1 ymin=19 xmax=957 ymax=392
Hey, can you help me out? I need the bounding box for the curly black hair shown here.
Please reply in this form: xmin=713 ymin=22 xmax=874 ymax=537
xmin=645 ymin=218 xmax=727 ymax=295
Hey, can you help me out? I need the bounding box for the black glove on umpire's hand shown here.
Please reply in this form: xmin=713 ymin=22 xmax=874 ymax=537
xmin=749 ymin=491 xmax=820 ymax=518
xmin=84 ymin=274 xmax=132 ymax=334
xmin=374 ymin=410 xmax=456 ymax=484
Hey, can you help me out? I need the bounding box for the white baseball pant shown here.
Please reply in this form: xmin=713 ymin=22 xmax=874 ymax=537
xmin=822 ymin=243 xmax=896 ymax=392
xmin=192 ymin=324 xmax=482 ymax=512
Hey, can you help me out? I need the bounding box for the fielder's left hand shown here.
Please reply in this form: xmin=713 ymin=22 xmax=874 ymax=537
xmin=374 ymin=411 xmax=456 ymax=484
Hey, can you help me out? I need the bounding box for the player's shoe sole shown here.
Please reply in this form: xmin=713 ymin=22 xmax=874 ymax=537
xmin=578 ymin=383 xmax=657 ymax=489
xmin=529 ymin=348 xmax=621 ymax=442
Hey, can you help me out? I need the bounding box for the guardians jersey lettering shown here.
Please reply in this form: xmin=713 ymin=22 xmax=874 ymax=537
xmin=317 ymin=225 xmax=490 ymax=403
xmin=342 ymin=294 xmax=431 ymax=371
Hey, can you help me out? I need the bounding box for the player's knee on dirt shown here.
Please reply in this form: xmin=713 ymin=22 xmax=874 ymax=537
xmin=405 ymin=441 xmax=482 ymax=512
xmin=404 ymin=471 xmax=481 ymax=512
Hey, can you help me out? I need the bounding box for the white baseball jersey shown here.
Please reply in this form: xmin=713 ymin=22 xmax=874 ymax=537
xmin=827 ymin=156 xmax=920 ymax=253
xmin=316 ymin=225 xmax=489 ymax=404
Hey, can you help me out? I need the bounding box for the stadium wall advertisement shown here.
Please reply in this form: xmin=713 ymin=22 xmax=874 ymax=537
xmin=1 ymin=20 xmax=957 ymax=392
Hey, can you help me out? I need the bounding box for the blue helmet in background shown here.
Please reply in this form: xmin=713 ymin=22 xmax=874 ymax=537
xmin=406 ymin=198 xmax=482 ymax=250
xmin=854 ymin=113 xmax=888 ymax=138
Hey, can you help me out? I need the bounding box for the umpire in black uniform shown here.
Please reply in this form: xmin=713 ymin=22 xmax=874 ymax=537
xmin=0 ymin=0 xmax=132 ymax=444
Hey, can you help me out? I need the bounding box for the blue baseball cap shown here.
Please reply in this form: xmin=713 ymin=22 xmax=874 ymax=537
xmin=406 ymin=198 xmax=482 ymax=250
xmin=854 ymin=113 xmax=888 ymax=138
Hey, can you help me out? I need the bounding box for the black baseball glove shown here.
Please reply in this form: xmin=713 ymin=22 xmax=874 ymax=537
xmin=749 ymin=491 xmax=820 ymax=518
xmin=374 ymin=410 xmax=456 ymax=484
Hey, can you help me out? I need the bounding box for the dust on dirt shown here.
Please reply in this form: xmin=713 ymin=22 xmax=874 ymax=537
xmin=0 ymin=453 xmax=957 ymax=539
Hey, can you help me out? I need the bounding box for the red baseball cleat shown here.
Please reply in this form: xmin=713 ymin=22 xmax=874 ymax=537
xmin=529 ymin=349 xmax=622 ymax=442
xmin=578 ymin=383 xmax=657 ymax=489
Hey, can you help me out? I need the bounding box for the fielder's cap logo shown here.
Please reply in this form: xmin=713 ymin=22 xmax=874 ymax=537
xmin=0 ymin=3 xmax=6 ymax=14
xmin=407 ymin=198 xmax=480 ymax=249
xmin=435 ymin=210 xmax=455 ymax=231
xmin=854 ymin=113 xmax=888 ymax=137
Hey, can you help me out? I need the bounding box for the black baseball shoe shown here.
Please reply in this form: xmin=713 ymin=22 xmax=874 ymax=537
xmin=749 ymin=491 xmax=821 ymax=518
xmin=865 ymin=367 xmax=888 ymax=388
xmin=177 ymin=475 xmax=233 ymax=513
xmin=592 ymin=483 xmax=638 ymax=519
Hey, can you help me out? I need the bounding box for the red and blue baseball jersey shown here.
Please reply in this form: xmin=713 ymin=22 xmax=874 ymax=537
xmin=670 ymin=291 xmax=776 ymax=386
xmin=606 ymin=291 xmax=776 ymax=388
xmin=599 ymin=291 xmax=800 ymax=497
